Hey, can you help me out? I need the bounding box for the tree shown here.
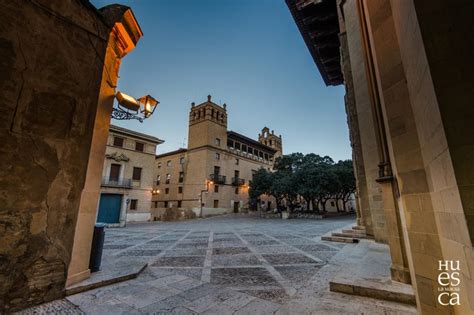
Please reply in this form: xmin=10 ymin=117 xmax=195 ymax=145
xmin=333 ymin=160 xmax=356 ymax=211
xmin=274 ymin=153 xmax=304 ymax=173
xmin=250 ymin=153 xmax=355 ymax=214
xmin=249 ymin=168 xmax=272 ymax=210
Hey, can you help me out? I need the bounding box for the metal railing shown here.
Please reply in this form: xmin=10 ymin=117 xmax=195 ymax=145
xmin=209 ymin=173 xmax=226 ymax=184
xmin=232 ymin=177 xmax=245 ymax=186
xmin=101 ymin=177 xmax=132 ymax=188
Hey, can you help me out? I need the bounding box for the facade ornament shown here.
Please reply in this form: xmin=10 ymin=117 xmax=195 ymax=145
xmin=105 ymin=152 xmax=130 ymax=162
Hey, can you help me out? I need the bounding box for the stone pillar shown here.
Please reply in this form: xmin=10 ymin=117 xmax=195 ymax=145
xmin=0 ymin=1 xmax=129 ymax=312
xmin=340 ymin=0 xmax=387 ymax=242
xmin=337 ymin=12 xmax=369 ymax=229
xmin=390 ymin=0 xmax=474 ymax=313
xmin=362 ymin=0 xmax=448 ymax=312
xmin=378 ymin=180 xmax=411 ymax=283
xmin=67 ymin=6 xmax=143 ymax=286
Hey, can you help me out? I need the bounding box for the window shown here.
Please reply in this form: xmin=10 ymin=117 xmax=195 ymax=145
xmin=135 ymin=142 xmax=144 ymax=152
xmin=130 ymin=199 xmax=138 ymax=210
xmin=215 ymin=138 xmax=221 ymax=146
xmin=113 ymin=137 xmax=124 ymax=147
xmin=165 ymin=188 xmax=169 ymax=194
xmin=215 ymin=152 xmax=220 ymax=160
xmin=180 ymin=157 xmax=185 ymax=164
xmin=164 ymin=201 xmax=169 ymax=208
xmin=167 ymin=160 xmax=172 ymax=167
xmin=179 ymin=172 xmax=184 ymax=183
xmin=132 ymin=167 xmax=142 ymax=181
xmin=156 ymin=175 xmax=161 ymax=185
xmin=235 ymin=142 xmax=241 ymax=150
xmin=214 ymin=166 xmax=220 ymax=175
xmin=166 ymin=173 xmax=171 ymax=184
xmin=153 ymin=201 xmax=158 ymax=208
xmin=235 ymin=187 xmax=239 ymax=194
xmin=158 ymin=162 xmax=162 ymax=169
xmin=214 ymin=185 xmax=219 ymax=193
xmin=177 ymin=200 xmax=182 ymax=208
xmin=213 ymin=200 xmax=219 ymax=208
xmin=242 ymin=144 xmax=247 ymax=152
xmin=331 ymin=201 xmax=335 ymax=207
xmin=178 ymin=186 xmax=183 ymax=194
xmin=248 ymin=147 xmax=253 ymax=155
xmin=109 ymin=164 xmax=121 ymax=181
xmin=236 ymin=158 xmax=239 ymax=165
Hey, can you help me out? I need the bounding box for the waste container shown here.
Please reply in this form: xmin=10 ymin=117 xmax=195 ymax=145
xmin=89 ymin=223 xmax=106 ymax=272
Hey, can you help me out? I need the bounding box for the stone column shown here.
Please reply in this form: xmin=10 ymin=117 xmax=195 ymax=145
xmin=66 ymin=6 xmax=143 ymax=286
xmin=338 ymin=24 xmax=369 ymax=228
xmin=390 ymin=0 xmax=474 ymax=313
xmin=340 ymin=0 xmax=388 ymax=242
xmin=362 ymin=0 xmax=448 ymax=312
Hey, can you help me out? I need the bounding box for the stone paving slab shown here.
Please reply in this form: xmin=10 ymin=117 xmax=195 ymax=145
xmin=262 ymin=253 xmax=320 ymax=265
xmin=210 ymin=267 xmax=280 ymax=286
xmin=46 ymin=214 xmax=417 ymax=314
xmin=152 ymin=256 xmax=206 ymax=267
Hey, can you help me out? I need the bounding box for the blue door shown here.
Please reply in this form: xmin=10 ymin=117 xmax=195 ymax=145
xmin=97 ymin=194 xmax=122 ymax=224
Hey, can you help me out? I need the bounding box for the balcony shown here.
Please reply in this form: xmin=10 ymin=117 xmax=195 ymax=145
xmin=232 ymin=177 xmax=245 ymax=186
xmin=101 ymin=177 xmax=132 ymax=188
xmin=209 ymin=173 xmax=226 ymax=184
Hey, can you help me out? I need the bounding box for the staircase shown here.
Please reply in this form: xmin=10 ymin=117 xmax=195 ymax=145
xmin=321 ymin=225 xmax=370 ymax=243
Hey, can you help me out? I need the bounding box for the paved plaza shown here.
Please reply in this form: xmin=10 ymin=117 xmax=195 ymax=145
xmin=58 ymin=214 xmax=416 ymax=314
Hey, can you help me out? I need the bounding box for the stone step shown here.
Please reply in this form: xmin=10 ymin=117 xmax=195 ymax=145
xmin=342 ymin=229 xmax=366 ymax=235
xmin=352 ymin=225 xmax=366 ymax=231
xmin=321 ymin=236 xmax=359 ymax=243
xmin=329 ymin=278 xmax=416 ymax=306
xmin=332 ymin=232 xmax=370 ymax=239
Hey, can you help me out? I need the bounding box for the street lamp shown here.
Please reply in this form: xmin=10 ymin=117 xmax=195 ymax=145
xmin=199 ymin=180 xmax=213 ymax=218
xmin=113 ymin=91 xmax=159 ymax=122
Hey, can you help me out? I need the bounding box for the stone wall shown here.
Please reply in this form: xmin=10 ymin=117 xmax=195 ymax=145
xmin=0 ymin=1 xmax=110 ymax=311
xmin=0 ymin=1 xmax=142 ymax=311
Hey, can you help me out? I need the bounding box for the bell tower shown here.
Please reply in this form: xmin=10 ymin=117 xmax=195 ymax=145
xmin=259 ymin=127 xmax=283 ymax=158
xmin=188 ymin=95 xmax=228 ymax=150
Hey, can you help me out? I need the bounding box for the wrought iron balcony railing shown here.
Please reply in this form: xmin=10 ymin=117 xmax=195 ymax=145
xmin=209 ymin=173 xmax=226 ymax=184
xmin=232 ymin=177 xmax=245 ymax=186
xmin=101 ymin=177 xmax=132 ymax=188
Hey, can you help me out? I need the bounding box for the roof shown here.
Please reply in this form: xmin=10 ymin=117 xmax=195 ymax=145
xmin=227 ymin=131 xmax=278 ymax=153
xmin=286 ymin=0 xmax=343 ymax=86
xmin=109 ymin=125 xmax=164 ymax=144
xmin=155 ymin=148 xmax=188 ymax=159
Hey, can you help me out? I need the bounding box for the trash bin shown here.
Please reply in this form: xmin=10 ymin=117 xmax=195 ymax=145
xmin=89 ymin=223 xmax=106 ymax=272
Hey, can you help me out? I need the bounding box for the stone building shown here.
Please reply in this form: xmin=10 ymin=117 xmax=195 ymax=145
xmin=152 ymin=95 xmax=282 ymax=218
xmin=287 ymin=0 xmax=474 ymax=313
xmin=98 ymin=125 xmax=163 ymax=226
xmin=0 ymin=1 xmax=143 ymax=312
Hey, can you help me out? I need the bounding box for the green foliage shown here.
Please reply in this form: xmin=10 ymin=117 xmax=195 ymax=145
xmin=249 ymin=153 xmax=356 ymax=212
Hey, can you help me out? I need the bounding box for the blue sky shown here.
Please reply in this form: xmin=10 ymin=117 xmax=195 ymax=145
xmin=92 ymin=0 xmax=350 ymax=160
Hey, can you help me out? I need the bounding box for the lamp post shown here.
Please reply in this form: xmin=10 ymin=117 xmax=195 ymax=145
xmin=112 ymin=92 xmax=159 ymax=122
xmin=124 ymin=198 xmax=130 ymax=227
xmin=200 ymin=180 xmax=213 ymax=218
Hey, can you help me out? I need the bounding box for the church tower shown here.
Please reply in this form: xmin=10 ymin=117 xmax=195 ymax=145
xmin=258 ymin=127 xmax=283 ymax=159
xmin=188 ymin=95 xmax=228 ymax=150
